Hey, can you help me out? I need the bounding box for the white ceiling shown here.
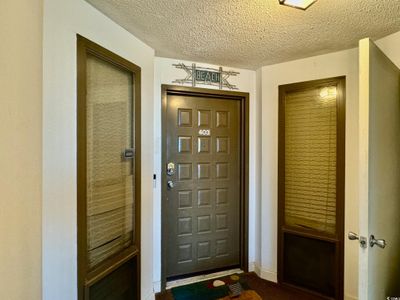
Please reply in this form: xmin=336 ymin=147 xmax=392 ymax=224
xmin=85 ymin=0 xmax=400 ymax=69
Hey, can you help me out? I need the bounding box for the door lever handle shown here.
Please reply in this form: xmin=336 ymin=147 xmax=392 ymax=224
xmin=370 ymin=235 xmax=386 ymax=249
xmin=348 ymin=232 xmax=359 ymax=240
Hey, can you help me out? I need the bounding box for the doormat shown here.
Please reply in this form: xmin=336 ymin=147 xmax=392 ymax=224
xmin=171 ymin=274 xmax=262 ymax=300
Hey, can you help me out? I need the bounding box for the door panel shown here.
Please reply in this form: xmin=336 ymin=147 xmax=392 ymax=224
xmin=165 ymin=95 xmax=241 ymax=278
xmin=358 ymin=38 xmax=400 ymax=299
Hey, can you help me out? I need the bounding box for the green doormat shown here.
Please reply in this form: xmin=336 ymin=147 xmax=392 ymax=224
xmin=171 ymin=274 xmax=249 ymax=300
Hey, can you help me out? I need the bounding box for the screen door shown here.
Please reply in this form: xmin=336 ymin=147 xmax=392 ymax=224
xmin=278 ymin=77 xmax=345 ymax=299
xmin=77 ymin=36 xmax=141 ymax=300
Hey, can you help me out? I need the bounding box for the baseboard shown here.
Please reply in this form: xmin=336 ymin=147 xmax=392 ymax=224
xmin=248 ymin=261 xmax=257 ymax=273
xmin=143 ymin=290 xmax=155 ymax=300
xmin=250 ymin=262 xmax=277 ymax=283
xmin=260 ymin=267 xmax=277 ymax=282
xmin=153 ymin=281 xmax=161 ymax=294
xmin=344 ymin=294 xmax=358 ymax=300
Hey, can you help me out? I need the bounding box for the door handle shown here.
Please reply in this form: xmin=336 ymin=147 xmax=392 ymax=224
xmin=348 ymin=232 xmax=359 ymax=240
xmin=348 ymin=231 xmax=367 ymax=248
xmin=167 ymin=180 xmax=174 ymax=189
xmin=370 ymin=235 xmax=386 ymax=249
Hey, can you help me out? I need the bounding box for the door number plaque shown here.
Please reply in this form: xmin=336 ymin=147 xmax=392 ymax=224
xmin=198 ymin=129 xmax=211 ymax=136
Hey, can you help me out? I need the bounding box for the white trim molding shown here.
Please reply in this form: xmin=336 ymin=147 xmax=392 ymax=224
xmin=345 ymin=294 xmax=358 ymax=300
xmin=250 ymin=263 xmax=277 ymax=283
xmin=153 ymin=281 xmax=161 ymax=294
xmin=144 ymin=291 xmax=155 ymax=300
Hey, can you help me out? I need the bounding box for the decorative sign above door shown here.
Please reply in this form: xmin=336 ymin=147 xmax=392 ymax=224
xmin=172 ymin=63 xmax=239 ymax=90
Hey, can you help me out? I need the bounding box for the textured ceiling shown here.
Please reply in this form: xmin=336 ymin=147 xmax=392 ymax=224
xmin=85 ymin=0 xmax=400 ymax=69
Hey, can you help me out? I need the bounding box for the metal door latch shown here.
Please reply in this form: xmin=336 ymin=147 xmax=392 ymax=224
xmin=348 ymin=231 xmax=367 ymax=249
xmin=370 ymin=235 xmax=386 ymax=249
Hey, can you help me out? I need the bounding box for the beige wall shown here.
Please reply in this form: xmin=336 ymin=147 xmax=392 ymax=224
xmin=376 ymin=30 xmax=400 ymax=68
xmin=0 ymin=0 xmax=43 ymax=299
xmin=43 ymin=0 xmax=155 ymax=299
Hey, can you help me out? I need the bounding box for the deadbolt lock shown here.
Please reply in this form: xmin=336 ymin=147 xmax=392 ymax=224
xmin=167 ymin=162 xmax=175 ymax=176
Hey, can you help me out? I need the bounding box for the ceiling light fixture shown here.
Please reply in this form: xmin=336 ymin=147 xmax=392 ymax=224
xmin=279 ymin=0 xmax=318 ymax=10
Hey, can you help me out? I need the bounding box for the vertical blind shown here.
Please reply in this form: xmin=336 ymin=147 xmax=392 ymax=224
xmin=86 ymin=54 xmax=135 ymax=268
xmin=284 ymin=86 xmax=337 ymax=234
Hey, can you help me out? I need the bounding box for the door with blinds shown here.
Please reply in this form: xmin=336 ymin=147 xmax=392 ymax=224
xmin=77 ymin=36 xmax=141 ymax=300
xmin=278 ymin=77 xmax=345 ymax=299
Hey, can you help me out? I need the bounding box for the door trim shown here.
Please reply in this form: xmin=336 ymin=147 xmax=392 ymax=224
xmin=161 ymin=85 xmax=249 ymax=290
xmin=277 ymin=76 xmax=346 ymax=299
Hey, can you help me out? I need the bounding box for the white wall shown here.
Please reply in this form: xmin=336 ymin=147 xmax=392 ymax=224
xmin=0 ymin=0 xmax=43 ymax=299
xmin=376 ymin=31 xmax=400 ymax=69
xmin=42 ymin=0 xmax=154 ymax=299
xmin=259 ymin=49 xmax=360 ymax=300
xmin=153 ymin=57 xmax=260 ymax=291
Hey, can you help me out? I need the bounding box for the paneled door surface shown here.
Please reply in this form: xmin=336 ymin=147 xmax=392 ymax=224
xmin=165 ymin=93 xmax=241 ymax=279
xmin=357 ymin=38 xmax=400 ymax=300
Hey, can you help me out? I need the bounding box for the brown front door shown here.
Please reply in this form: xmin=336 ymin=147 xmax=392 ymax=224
xmin=164 ymin=91 xmax=242 ymax=279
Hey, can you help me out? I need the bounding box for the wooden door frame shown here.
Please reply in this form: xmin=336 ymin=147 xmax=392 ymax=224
xmin=161 ymin=84 xmax=249 ymax=290
xmin=77 ymin=35 xmax=141 ymax=300
xmin=277 ymin=76 xmax=346 ymax=300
